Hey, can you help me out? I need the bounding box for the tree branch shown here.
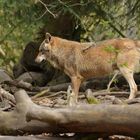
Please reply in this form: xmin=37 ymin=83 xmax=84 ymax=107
xmin=0 ymin=21 xmax=22 ymax=44
xmin=38 ymin=0 xmax=56 ymax=18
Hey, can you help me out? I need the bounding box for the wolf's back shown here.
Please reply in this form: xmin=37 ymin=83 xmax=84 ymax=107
xmin=136 ymin=40 xmax=140 ymax=48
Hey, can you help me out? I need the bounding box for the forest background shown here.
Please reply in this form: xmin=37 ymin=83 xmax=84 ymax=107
xmin=0 ymin=0 xmax=140 ymax=73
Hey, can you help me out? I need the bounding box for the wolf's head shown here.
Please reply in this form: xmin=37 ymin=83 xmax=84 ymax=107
xmin=35 ymin=33 xmax=53 ymax=63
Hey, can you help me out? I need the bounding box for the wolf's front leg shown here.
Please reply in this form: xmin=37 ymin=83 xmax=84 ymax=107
xmin=67 ymin=76 xmax=81 ymax=106
xmin=67 ymin=85 xmax=77 ymax=106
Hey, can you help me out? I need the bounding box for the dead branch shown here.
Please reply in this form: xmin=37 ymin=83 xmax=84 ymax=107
xmin=0 ymin=136 xmax=75 ymax=140
xmin=4 ymin=80 xmax=41 ymax=92
xmin=39 ymin=80 xmax=100 ymax=93
xmin=0 ymin=91 xmax=54 ymax=135
xmin=0 ymin=86 xmax=15 ymax=104
xmin=125 ymin=98 xmax=140 ymax=104
xmin=91 ymin=90 xmax=140 ymax=97
xmin=27 ymin=100 xmax=140 ymax=136
xmin=1 ymin=89 xmax=140 ymax=136
xmin=26 ymin=90 xmax=140 ymax=136
xmin=38 ymin=0 xmax=56 ymax=18
xmin=40 ymin=83 xmax=71 ymax=92
xmin=32 ymin=89 xmax=50 ymax=99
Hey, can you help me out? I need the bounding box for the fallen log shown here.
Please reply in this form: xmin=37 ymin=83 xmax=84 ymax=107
xmin=27 ymin=97 xmax=140 ymax=136
xmin=0 ymin=89 xmax=140 ymax=137
xmin=39 ymin=79 xmax=109 ymax=93
xmin=0 ymin=136 xmax=75 ymax=140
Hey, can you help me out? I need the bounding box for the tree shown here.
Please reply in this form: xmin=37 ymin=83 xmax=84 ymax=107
xmin=0 ymin=0 xmax=140 ymax=72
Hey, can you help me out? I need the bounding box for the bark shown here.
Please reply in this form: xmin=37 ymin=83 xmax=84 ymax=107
xmin=4 ymin=80 xmax=41 ymax=92
xmin=39 ymin=78 xmax=109 ymax=93
xmin=0 ymin=91 xmax=54 ymax=135
xmin=0 ymin=90 xmax=140 ymax=136
xmin=0 ymin=86 xmax=15 ymax=104
xmin=0 ymin=136 xmax=75 ymax=140
xmin=27 ymin=100 xmax=140 ymax=136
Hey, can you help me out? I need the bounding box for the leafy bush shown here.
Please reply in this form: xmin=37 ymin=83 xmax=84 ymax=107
xmin=0 ymin=0 xmax=43 ymax=73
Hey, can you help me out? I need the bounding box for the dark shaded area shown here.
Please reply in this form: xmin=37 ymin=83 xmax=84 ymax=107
xmin=13 ymin=42 xmax=56 ymax=86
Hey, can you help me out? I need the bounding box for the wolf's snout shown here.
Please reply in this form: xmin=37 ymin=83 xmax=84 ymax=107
xmin=35 ymin=54 xmax=46 ymax=63
xmin=35 ymin=56 xmax=40 ymax=63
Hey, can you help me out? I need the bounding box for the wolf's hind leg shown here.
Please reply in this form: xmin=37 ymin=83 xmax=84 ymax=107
xmin=119 ymin=67 xmax=137 ymax=99
xmin=107 ymin=70 xmax=119 ymax=92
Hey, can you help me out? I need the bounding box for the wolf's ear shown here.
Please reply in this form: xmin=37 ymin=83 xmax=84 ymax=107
xmin=45 ymin=33 xmax=51 ymax=43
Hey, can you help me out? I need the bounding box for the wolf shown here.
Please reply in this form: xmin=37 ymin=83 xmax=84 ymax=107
xmin=35 ymin=33 xmax=140 ymax=104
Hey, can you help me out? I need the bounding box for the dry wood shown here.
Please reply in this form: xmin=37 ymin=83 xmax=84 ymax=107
xmin=125 ymin=98 xmax=140 ymax=104
xmin=4 ymin=80 xmax=41 ymax=92
xmin=92 ymin=90 xmax=130 ymax=97
xmin=39 ymin=80 xmax=101 ymax=93
xmin=0 ymin=86 xmax=15 ymax=104
xmin=40 ymin=83 xmax=71 ymax=92
xmin=32 ymin=88 xmax=50 ymax=99
xmin=0 ymin=89 xmax=140 ymax=136
xmin=0 ymin=136 xmax=75 ymax=140
xmin=25 ymin=92 xmax=140 ymax=136
xmin=89 ymin=90 xmax=140 ymax=98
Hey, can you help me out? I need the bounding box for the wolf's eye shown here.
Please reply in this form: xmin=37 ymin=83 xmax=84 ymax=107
xmin=40 ymin=46 xmax=49 ymax=53
xmin=39 ymin=48 xmax=44 ymax=54
xmin=43 ymin=47 xmax=49 ymax=51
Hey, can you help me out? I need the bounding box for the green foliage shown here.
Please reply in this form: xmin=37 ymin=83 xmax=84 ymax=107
xmin=119 ymin=62 xmax=128 ymax=68
xmin=0 ymin=0 xmax=44 ymax=73
xmin=87 ymin=97 xmax=100 ymax=104
xmin=104 ymin=45 xmax=120 ymax=54
xmin=0 ymin=0 xmax=140 ymax=73
xmin=104 ymin=45 xmax=120 ymax=64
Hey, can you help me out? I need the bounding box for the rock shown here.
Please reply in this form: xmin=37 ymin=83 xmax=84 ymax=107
xmin=16 ymin=72 xmax=49 ymax=87
xmin=0 ymin=69 xmax=12 ymax=83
